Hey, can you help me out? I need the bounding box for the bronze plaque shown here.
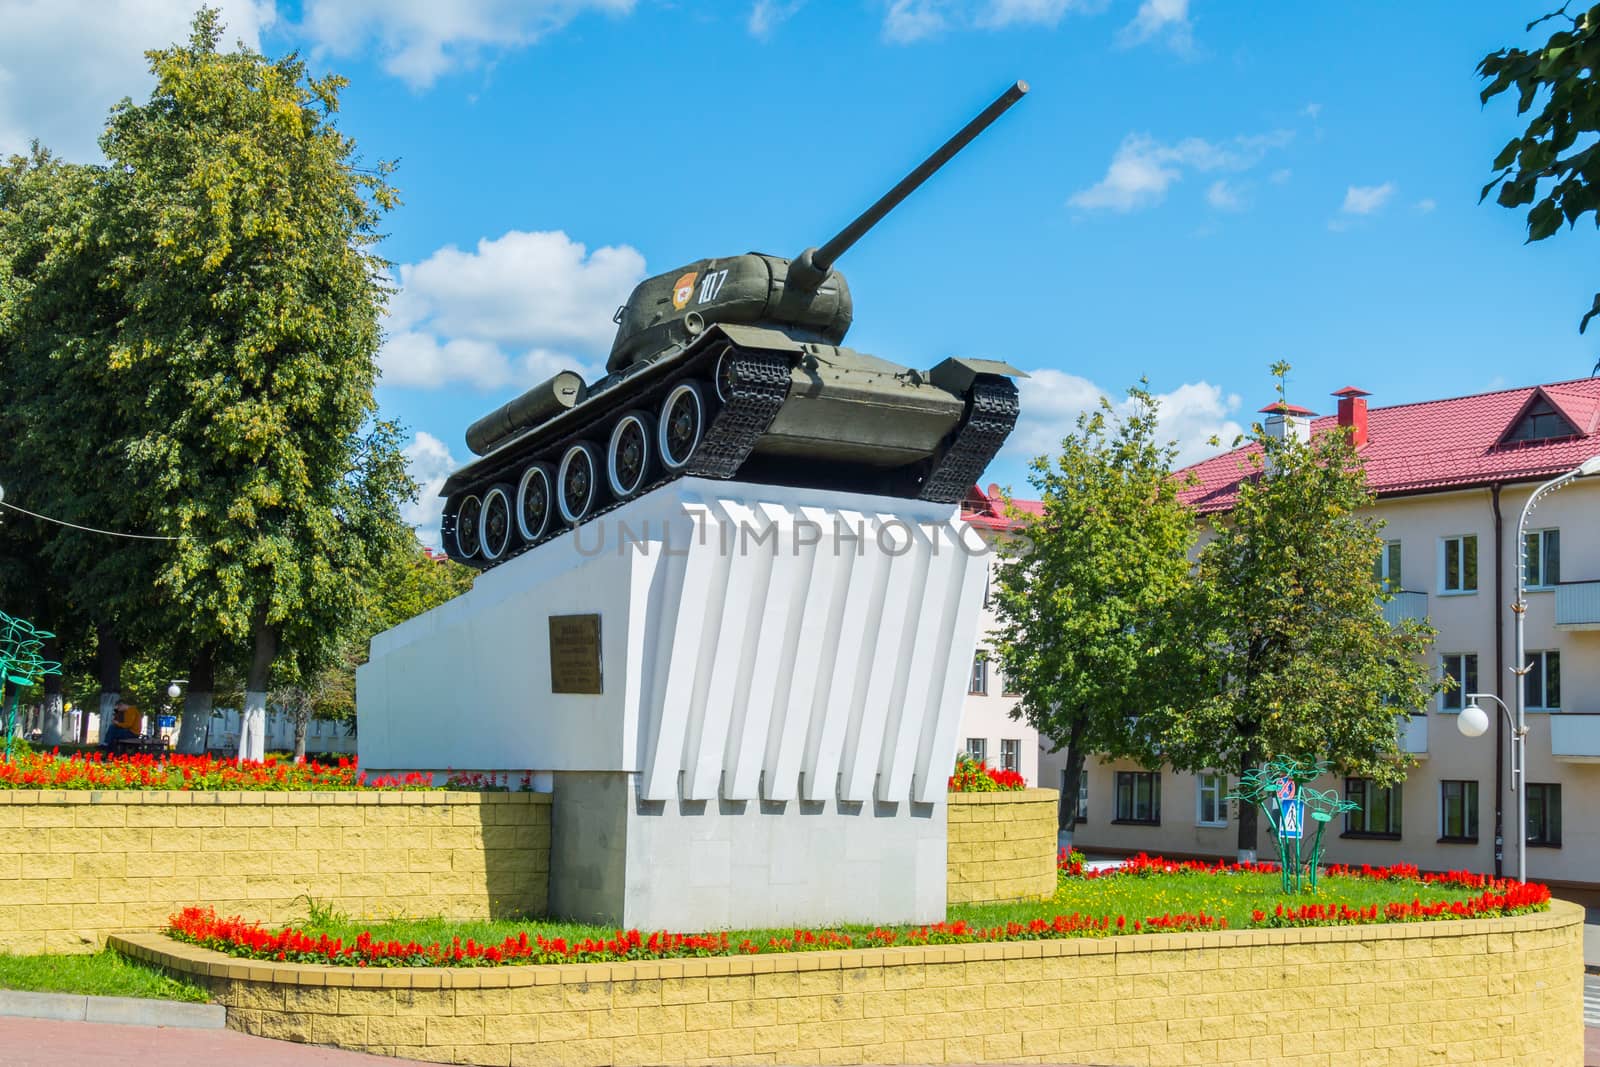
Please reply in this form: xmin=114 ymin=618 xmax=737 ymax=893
xmin=549 ymin=614 xmax=603 ymax=694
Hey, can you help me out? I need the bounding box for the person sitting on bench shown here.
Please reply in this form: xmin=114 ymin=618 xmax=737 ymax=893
xmin=101 ymin=700 xmax=140 ymax=749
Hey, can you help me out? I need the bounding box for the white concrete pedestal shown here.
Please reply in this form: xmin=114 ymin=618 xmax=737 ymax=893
xmin=357 ymin=478 xmax=990 ymax=929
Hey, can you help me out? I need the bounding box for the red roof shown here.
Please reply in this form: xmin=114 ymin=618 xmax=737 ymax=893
xmin=1179 ymin=377 xmax=1600 ymax=515
xmin=962 ymin=483 xmax=1043 ymax=532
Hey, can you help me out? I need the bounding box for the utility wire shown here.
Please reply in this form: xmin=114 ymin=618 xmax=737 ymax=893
xmin=0 ymin=487 xmax=179 ymax=542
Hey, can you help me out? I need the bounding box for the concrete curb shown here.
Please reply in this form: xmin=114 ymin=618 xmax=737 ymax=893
xmin=0 ymin=989 xmax=225 ymax=1029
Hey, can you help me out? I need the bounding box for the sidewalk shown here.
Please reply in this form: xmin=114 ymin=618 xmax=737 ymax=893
xmin=0 ymin=1017 xmax=447 ymax=1066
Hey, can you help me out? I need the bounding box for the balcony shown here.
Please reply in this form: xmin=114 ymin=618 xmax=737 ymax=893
xmin=1555 ymin=580 xmax=1600 ymax=631
xmin=1381 ymin=591 xmax=1429 ymax=627
xmin=1550 ymin=713 xmax=1600 ymax=763
xmin=1396 ymin=714 xmax=1428 ymax=758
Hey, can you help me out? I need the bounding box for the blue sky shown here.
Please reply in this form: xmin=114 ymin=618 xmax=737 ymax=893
xmin=3 ymin=1 xmax=1595 ymax=541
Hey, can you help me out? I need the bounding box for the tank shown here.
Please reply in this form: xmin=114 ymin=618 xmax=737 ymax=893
xmin=440 ymin=81 xmax=1031 ymax=569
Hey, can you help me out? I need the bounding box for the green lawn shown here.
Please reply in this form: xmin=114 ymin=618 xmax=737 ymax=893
xmin=286 ymin=868 xmax=1497 ymax=951
xmin=0 ymin=948 xmax=208 ymax=1002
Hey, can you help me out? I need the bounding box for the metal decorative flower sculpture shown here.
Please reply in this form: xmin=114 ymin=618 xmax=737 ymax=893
xmin=0 ymin=611 xmax=62 ymax=760
xmin=1227 ymin=756 xmax=1360 ymax=893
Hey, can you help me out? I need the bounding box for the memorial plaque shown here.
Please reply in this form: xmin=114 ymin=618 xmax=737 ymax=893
xmin=549 ymin=614 xmax=603 ymax=694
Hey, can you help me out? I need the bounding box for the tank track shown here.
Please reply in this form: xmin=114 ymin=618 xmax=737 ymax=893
xmin=449 ymin=343 xmax=792 ymax=571
xmin=686 ymin=350 xmax=792 ymax=478
xmin=916 ymin=377 xmax=1021 ymax=504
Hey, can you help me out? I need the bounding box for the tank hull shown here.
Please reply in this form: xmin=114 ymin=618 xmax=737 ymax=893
xmin=437 ymin=325 xmax=1019 ymax=570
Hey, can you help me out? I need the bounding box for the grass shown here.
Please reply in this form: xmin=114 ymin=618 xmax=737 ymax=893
xmin=0 ymin=948 xmax=208 ymax=1002
xmin=283 ymin=867 xmax=1500 ymax=951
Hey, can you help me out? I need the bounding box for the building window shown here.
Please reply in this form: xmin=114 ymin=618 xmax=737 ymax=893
xmin=1441 ymin=535 xmax=1478 ymax=594
xmin=1526 ymin=783 xmax=1562 ymax=847
xmin=1504 ymin=395 xmax=1578 ymax=443
xmin=1000 ymin=739 xmax=1020 ymax=773
xmin=965 ymin=738 xmax=987 ymax=764
xmin=969 ymin=653 xmax=988 ymax=696
xmin=1525 ymin=529 xmax=1560 ymax=589
xmin=1001 ymin=670 xmax=1020 ymax=698
xmin=1439 ymin=780 xmax=1478 ymax=842
xmin=1344 ymin=778 xmax=1402 ymax=838
xmin=1440 ymin=653 xmax=1479 ymax=712
xmin=1375 ymin=539 xmax=1403 ymax=591
xmin=1114 ymin=771 xmax=1160 ymax=825
xmin=1524 ymin=651 xmax=1561 ymax=711
xmin=1197 ymin=773 xmax=1228 ymax=827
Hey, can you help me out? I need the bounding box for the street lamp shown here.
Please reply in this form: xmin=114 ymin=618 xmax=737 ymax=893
xmin=1458 ymin=452 xmax=1600 ymax=884
xmin=1458 ymin=692 xmax=1523 ymax=881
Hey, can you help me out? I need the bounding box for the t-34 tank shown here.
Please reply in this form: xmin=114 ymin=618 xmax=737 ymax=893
xmin=440 ymin=81 xmax=1030 ymax=568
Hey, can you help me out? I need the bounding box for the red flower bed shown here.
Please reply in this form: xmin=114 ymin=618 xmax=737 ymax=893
xmin=163 ymin=852 xmax=1551 ymax=969
xmin=167 ymin=906 xmax=1226 ymax=968
xmin=0 ymin=750 xmax=432 ymax=791
xmin=947 ymin=756 xmax=1025 ymax=792
xmin=1252 ymin=880 xmax=1550 ymax=927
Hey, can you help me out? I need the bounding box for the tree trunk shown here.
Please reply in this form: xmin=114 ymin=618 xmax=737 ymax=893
xmin=40 ymin=634 xmax=63 ymax=746
xmin=239 ymin=620 xmax=276 ymax=762
xmin=292 ymin=709 xmax=308 ymax=762
xmin=1236 ymin=748 xmax=1260 ymax=862
xmin=1056 ymin=722 xmax=1087 ymax=852
xmin=94 ymin=623 xmax=122 ymax=745
xmin=174 ymin=646 xmax=216 ymax=755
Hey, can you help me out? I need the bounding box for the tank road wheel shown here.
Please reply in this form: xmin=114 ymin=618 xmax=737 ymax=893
xmin=478 ymin=482 xmax=516 ymax=563
xmin=658 ymin=382 xmax=705 ymax=471
xmin=454 ymin=494 xmax=483 ymax=559
xmin=556 ymin=442 xmax=602 ymax=526
xmin=714 ymin=347 xmax=750 ymax=405
xmin=607 ymin=411 xmax=654 ymax=500
xmin=516 ymin=463 xmax=555 ymax=543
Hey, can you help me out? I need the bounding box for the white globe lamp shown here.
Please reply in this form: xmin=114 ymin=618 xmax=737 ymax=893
xmin=1457 ymin=701 xmax=1490 ymax=739
xmin=167 ymin=682 xmax=182 ymax=700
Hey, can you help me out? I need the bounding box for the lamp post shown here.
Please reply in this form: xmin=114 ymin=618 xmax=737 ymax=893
xmin=1458 ymin=692 xmax=1523 ymax=881
xmin=1458 ymin=453 xmax=1600 ymax=884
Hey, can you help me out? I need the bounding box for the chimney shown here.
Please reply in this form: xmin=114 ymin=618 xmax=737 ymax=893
xmin=1333 ymin=386 xmax=1370 ymax=447
xmin=1258 ymin=402 xmax=1315 ymax=446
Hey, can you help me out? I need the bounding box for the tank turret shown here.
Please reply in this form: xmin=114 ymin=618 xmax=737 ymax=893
xmin=439 ymin=82 xmax=1031 ymax=569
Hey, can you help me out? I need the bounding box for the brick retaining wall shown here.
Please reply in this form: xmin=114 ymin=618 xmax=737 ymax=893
xmin=112 ymin=899 xmax=1584 ymax=1066
xmin=946 ymin=788 xmax=1056 ymax=904
xmin=2 ymin=791 xmax=550 ymax=953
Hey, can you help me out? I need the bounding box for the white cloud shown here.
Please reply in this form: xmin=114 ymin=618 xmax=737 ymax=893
xmin=883 ymin=0 xmax=1098 ymax=41
xmin=402 ymin=432 xmax=458 ymax=549
xmin=1118 ymin=0 xmax=1192 ymax=52
xmin=1269 ymin=168 xmax=1292 ymax=184
xmin=1205 ymin=179 xmax=1244 ymax=212
xmin=1301 ymin=102 xmax=1322 ymax=120
xmin=748 ymin=0 xmax=803 ymax=37
xmin=883 ymin=0 xmax=951 ymax=41
xmin=300 ymin=0 xmax=633 ymax=89
xmin=980 ymin=0 xmax=1102 ymax=28
xmin=1005 ymin=371 xmax=1243 ymax=470
xmin=1417 ymin=198 xmax=1437 ymax=213
xmin=0 ymin=0 xmax=275 ymax=160
xmin=1069 ymin=130 xmax=1291 ymax=213
xmin=381 ymin=229 xmax=646 ymax=390
xmin=1341 ymin=182 xmax=1396 ymax=216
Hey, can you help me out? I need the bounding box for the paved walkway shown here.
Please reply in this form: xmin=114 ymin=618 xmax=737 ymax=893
xmin=0 ymin=1017 xmax=447 ymax=1066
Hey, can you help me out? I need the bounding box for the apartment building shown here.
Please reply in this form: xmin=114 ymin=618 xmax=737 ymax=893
xmin=1046 ymin=378 xmax=1600 ymax=887
xmin=958 ymin=490 xmax=1042 ymax=788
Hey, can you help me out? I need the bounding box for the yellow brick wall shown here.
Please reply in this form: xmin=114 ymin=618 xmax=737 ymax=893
xmin=946 ymin=788 xmax=1057 ymax=904
xmin=1 ymin=791 xmax=550 ymax=954
xmin=114 ymin=898 xmax=1585 ymax=1066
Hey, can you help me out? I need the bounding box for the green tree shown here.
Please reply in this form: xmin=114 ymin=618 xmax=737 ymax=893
xmin=95 ymin=9 xmax=401 ymax=757
xmin=1480 ymin=5 xmax=1600 ymax=337
xmin=989 ymin=384 xmax=1200 ymax=847
xmin=1140 ymin=365 xmax=1437 ymax=860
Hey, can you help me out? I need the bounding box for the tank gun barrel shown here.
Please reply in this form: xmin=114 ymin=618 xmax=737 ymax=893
xmin=807 ymin=80 xmax=1028 ymax=277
